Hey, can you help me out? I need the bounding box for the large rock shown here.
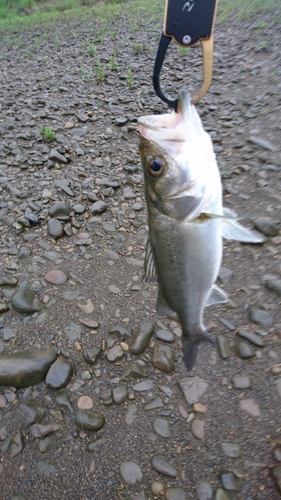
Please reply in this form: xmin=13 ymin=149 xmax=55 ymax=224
xmin=12 ymin=287 xmax=42 ymax=313
xmin=0 ymin=349 xmax=57 ymax=387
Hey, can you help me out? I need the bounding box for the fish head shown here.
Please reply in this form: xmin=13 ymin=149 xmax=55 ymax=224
xmin=138 ymin=90 xmax=222 ymax=221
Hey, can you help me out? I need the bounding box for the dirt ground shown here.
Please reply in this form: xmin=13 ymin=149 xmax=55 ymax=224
xmin=0 ymin=3 xmax=281 ymax=499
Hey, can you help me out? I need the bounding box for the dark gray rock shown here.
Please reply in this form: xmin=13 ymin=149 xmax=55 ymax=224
xmin=75 ymin=410 xmax=105 ymax=431
xmin=17 ymin=401 xmax=47 ymax=427
xmin=49 ymin=148 xmax=67 ymax=163
xmin=129 ymin=322 xmax=154 ymax=355
xmin=47 ymin=218 xmax=64 ymax=238
xmin=12 ymin=287 xmax=42 ymax=313
xmin=48 ymin=202 xmax=71 ymax=220
xmin=45 ymin=357 xmax=73 ymax=389
xmin=0 ymin=349 xmax=57 ymax=387
xmin=152 ymin=344 xmax=174 ymax=373
xmin=151 ymin=455 xmax=178 ymax=478
xmin=253 ymin=218 xmax=279 ymax=236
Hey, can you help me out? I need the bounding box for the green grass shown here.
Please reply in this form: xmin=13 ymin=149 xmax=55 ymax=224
xmin=0 ymin=0 xmax=279 ymax=33
xmin=39 ymin=125 xmax=55 ymax=141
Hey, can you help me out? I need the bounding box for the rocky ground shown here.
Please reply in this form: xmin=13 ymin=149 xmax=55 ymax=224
xmin=0 ymin=3 xmax=281 ymax=499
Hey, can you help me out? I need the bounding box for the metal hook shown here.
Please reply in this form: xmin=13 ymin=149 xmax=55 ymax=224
xmin=152 ymin=33 xmax=214 ymax=112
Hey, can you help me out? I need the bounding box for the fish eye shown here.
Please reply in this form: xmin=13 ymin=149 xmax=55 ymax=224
xmin=148 ymin=158 xmax=164 ymax=177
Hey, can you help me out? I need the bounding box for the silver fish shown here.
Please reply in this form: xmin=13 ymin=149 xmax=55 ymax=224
xmin=138 ymin=89 xmax=263 ymax=370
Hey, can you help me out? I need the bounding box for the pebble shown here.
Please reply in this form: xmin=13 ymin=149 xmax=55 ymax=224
xmin=220 ymin=471 xmax=240 ymax=491
xmin=44 ymin=269 xmax=68 ymax=285
xmin=47 ymin=218 xmax=64 ymax=238
xmin=155 ymin=329 xmax=175 ymax=343
xmin=120 ymin=462 xmax=143 ymax=485
xmin=45 ymin=357 xmax=73 ymax=389
xmin=249 ymin=306 xmax=273 ymax=326
xmin=272 ymin=465 xmax=281 ymax=492
xmin=10 ymin=431 xmax=25 ymax=458
xmin=217 ymin=334 xmax=231 ymax=359
xmin=222 ymin=443 xmax=241 ymax=458
xmin=143 ymin=396 xmax=163 ymax=411
xmin=48 ymin=202 xmax=70 ymax=219
xmin=232 ymin=376 xmax=251 ymax=389
xmin=152 ymin=344 xmax=174 ymax=373
xmin=151 ymin=481 xmax=165 ymax=495
xmin=239 ymin=398 xmax=261 ymax=416
xmin=151 ymin=455 xmax=178 ymax=478
xmin=265 ymin=279 xmax=281 ymax=296
xmin=153 ymin=418 xmax=171 ymax=438
xmin=235 ymin=340 xmax=255 ymax=359
xmin=133 ymin=380 xmax=153 ymax=391
xmin=77 ymin=396 xmax=94 ymax=410
xmin=165 ymin=488 xmax=187 ymax=500
xmin=179 ymin=377 xmax=208 ymax=404
xmin=12 ymin=287 xmax=42 ymax=313
xmin=253 ymin=218 xmax=279 ymax=236
xmin=113 ymin=386 xmax=128 ymax=404
xmin=0 ymin=349 xmax=57 ymax=387
xmin=106 ymin=344 xmax=123 ymax=361
xmin=36 ymin=459 xmax=57 ymax=477
xmin=191 ymin=419 xmax=204 ymax=439
xmin=64 ymin=322 xmax=83 ymax=341
xmin=83 ymin=346 xmax=101 ymax=364
xmin=237 ymin=329 xmax=264 ymax=347
xmin=75 ymin=410 xmax=105 ymax=431
xmin=218 ymin=267 xmax=233 ymax=284
xmin=55 ymin=391 xmax=74 ymax=413
xmin=196 ymin=479 xmax=213 ymax=500
xmin=215 ymin=488 xmax=230 ymax=500
xmin=129 ymin=322 xmax=154 ymax=355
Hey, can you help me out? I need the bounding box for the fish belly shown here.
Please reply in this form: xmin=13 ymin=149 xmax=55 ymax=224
xmin=150 ymin=215 xmax=222 ymax=368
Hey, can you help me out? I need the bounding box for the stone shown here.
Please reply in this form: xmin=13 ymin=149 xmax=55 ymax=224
xmin=191 ymin=419 xmax=204 ymax=439
xmin=218 ymin=267 xmax=233 ymax=284
xmin=91 ymin=200 xmax=107 ymax=214
xmin=217 ymin=334 xmax=231 ymax=359
xmin=220 ymin=471 xmax=240 ymax=491
xmin=75 ymin=410 xmax=105 ymax=431
xmin=153 ymin=418 xmax=171 ymax=438
xmin=235 ymin=340 xmax=254 ymax=359
xmin=244 ymin=461 xmax=267 ymax=473
xmin=38 ymin=436 xmax=53 ymax=453
xmin=249 ymin=306 xmax=273 ymax=326
xmin=45 ymin=269 xmax=68 ymax=285
xmin=179 ymin=377 xmax=208 ymax=404
xmin=152 ymin=344 xmax=174 ymax=373
xmin=196 ymin=479 xmax=213 ymax=500
xmin=55 ymin=390 xmax=74 ymax=413
xmin=143 ymin=397 xmax=163 ymax=411
xmin=265 ymin=279 xmax=281 ymax=296
xmin=45 ymin=358 xmax=73 ymax=389
xmin=155 ymin=329 xmax=175 ymax=343
xmin=83 ymin=346 xmax=101 ymax=364
xmin=272 ymin=465 xmax=281 ymax=492
xmin=151 ymin=455 xmax=178 ymax=478
xmin=30 ymin=422 xmax=62 ymax=438
xmin=10 ymin=431 xmax=24 ymax=458
xmin=49 ymin=148 xmax=67 ymax=163
xmin=165 ymin=488 xmax=187 ymax=500
xmin=36 ymin=459 xmax=57 ymax=477
xmin=129 ymin=322 xmax=154 ymax=355
xmin=17 ymin=401 xmax=47 ymax=427
xmin=120 ymin=462 xmax=143 ymax=485
xmin=215 ymin=489 xmax=230 ymax=500
xmin=232 ymin=376 xmax=251 ymax=389
xmin=121 ymin=362 xmax=148 ymax=380
xmin=237 ymin=329 xmax=264 ymax=347
xmin=152 ymin=481 xmax=165 ymax=496
xmin=253 ymin=218 xmax=279 ymax=236
xmin=47 ymin=218 xmax=64 ymax=238
xmin=113 ymin=386 xmax=128 ymax=404
xmin=77 ymin=396 xmax=93 ymax=410
xmin=239 ymin=398 xmax=261 ymax=417
xmin=64 ymin=322 xmax=83 ymax=340
xmin=222 ymin=443 xmax=240 ymax=458
xmin=87 ymin=437 xmax=107 ymax=452
xmin=48 ymin=202 xmax=71 ymax=220
xmin=12 ymin=287 xmax=42 ymax=313
xmin=0 ymin=349 xmax=57 ymax=387
xmin=132 ymin=380 xmax=153 ymax=391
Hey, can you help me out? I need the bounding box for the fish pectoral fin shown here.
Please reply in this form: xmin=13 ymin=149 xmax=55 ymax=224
xmin=156 ymin=287 xmax=178 ymax=320
xmin=143 ymin=235 xmax=157 ymax=282
xmin=222 ymin=218 xmax=264 ymax=243
xmin=205 ymin=284 xmax=228 ymax=307
xmin=183 ymin=331 xmax=216 ymax=370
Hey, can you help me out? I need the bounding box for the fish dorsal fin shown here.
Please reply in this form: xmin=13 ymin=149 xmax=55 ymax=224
xmin=205 ymin=284 xmax=228 ymax=307
xmin=222 ymin=217 xmax=264 ymax=243
xmin=143 ymin=235 xmax=157 ymax=282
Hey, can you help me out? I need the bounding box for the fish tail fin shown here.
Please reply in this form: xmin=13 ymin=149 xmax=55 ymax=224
xmin=183 ymin=330 xmax=215 ymax=371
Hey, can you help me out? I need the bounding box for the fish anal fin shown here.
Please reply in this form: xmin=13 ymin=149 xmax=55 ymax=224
xmin=156 ymin=287 xmax=178 ymax=320
xmin=205 ymin=284 xmax=228 ymax=307
xmin=183 ymin=331 xmax=216 ymax=370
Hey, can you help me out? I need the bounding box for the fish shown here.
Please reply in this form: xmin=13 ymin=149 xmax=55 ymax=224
xmin=138 ymin=88 xmax=263 ymax=370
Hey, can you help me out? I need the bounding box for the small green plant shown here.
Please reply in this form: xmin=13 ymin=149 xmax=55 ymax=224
xmin=145 ymin=44 xmax=152 ymax=54
xmin=34 ymin=38 xmax=40 ymax=48
xmin=43 ymin=56 xmax=48 ymax=63
xmin=55 ymin=38 xmax=61 ymax=50
xmin=127 ymin=66 xmax=134 ymax=89
xmin=178 ymin=46 xmax=190 ymax=56
xmin=80 ymin=65 xmax=92 ymax=80
xmin=113 ymin=46 xmax=119 ymax=57
xmin=95 ymin=59 xmax=105 ymax=82
xmin=108 ymin=55 xmax=117 ymax=71
xmin=39 ymin=126 xmax=55 ymax=142
xmin=258 ymin=40 xmax=267 ymax=48
xmin=111 ymin=30 xmax=117 ymax=39
xmin=88 ymin=43 xmax=95 ymax=56
xmin=255 ymin=22 xmax=266 ymax=33
xmin=133 ymin=42 xmax=143 ymax=53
